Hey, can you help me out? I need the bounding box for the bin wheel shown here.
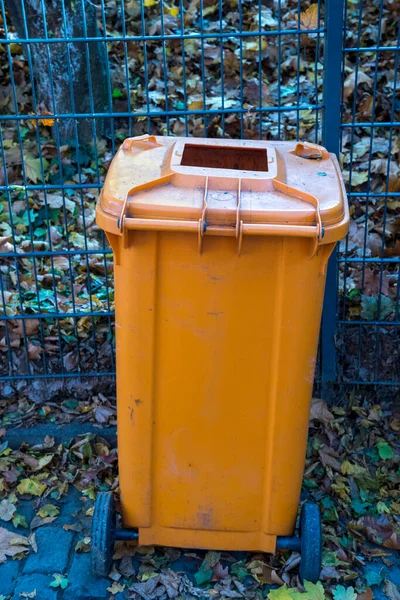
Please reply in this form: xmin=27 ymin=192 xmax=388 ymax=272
xmin=91 ymin=492 xmax=116 ymax=577
xmin=299 ymin=502 xmax=322 ymax=584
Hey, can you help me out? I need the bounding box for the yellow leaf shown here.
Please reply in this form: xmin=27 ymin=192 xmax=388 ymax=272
xmin=300 ymin=4 xmax=319 ymax=30
xmin=341 ymin=461 xmax=367 ymax=476
xmin=17 ymin=478 xmax=47 ymax=497
xmin=188 ymin=99 xmax=204 ymax=111
xmin=38 ymin=504 xmax=60 ymax=518
xmin=28 ymin=111 xmax=55 ymax=128
xmin=144 ymin=0 xmax=156 ymax=6
xmin=107 ymin=582 xmax=126 ymax=594
xmin=268 ymin=585 xmax=297 ymax=600
xmin=169 ymin=6 xmax=179 ymax=16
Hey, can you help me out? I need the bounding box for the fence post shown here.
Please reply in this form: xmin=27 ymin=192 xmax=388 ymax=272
xmin=321 ymin=0 xmax=345 ymax=388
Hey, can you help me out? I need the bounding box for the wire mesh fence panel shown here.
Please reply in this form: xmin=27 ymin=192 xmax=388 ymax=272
xmin=337 ymin=0 xmax=400 ymax=385
xmin=0 ymin=0 xmax=398 ymax=401
xmin=0 ymin=0 xmax=326 ymax=401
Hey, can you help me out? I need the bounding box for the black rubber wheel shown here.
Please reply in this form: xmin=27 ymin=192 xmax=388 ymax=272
xmin=91 ymin=492 xmax=116 ymax=577
xmin=299 ymin=502 xmax=322 ymax=584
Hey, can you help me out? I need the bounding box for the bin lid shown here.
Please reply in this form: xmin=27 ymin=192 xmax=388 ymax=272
xmin=97 ymin=136 xmax=349 ymax=245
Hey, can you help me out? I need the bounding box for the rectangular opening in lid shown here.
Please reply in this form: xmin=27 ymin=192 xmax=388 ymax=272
xmin=180 ymin=144 xmax=268 ymax=172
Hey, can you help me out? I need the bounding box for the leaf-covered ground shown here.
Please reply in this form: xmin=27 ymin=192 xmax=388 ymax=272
xmin=0 ymin=0 xmax=399 ymax=396
xmin=0 ymin=398 xmax=399 ymax=599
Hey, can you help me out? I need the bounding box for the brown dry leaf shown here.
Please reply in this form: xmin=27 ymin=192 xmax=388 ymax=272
xmin=53 ymin=255 xmax=70 ymax=271
xmin=384 ymin=581 xmax=400 ymax=600
xmin=343 ymin=71 xmax=373 ymax=101
xmin=184 ymin=0 xmax=199 ymax=25
xmin=351 ymin=515 xmax=400 ymax=549
xmin=0 ymin=236 xmax=13 ymax=253
xmin=319 ymin=449 xmax=342 ymax=472
xmin=310 ymin=397 xmax=334 ymax=426
xmin=30 ymin=515 xmax=57 ymax=529
xmin=0 ymin=526 xmax=31 ymax=563
xmin=300 ymin=4 xmax=319 ymax=30
xmin=385 ymin=240 xmax=400 ymax=257
xmin=357 ymin=588 xmax=373 ymax=600
xmin=358 ymin=95 xmax=373 ymax=116
xmin=211 ymin=562 xmax=229 ymax=581
xmin=359 ymin=269 xmax=390 ymax=297
xmin=0 ymin=499 xmax=17 ymax=522
xmin=27 ymin=342 xmax=43 ymax=361
xmin=63 ymin=522 xmax=83 ymax=532
xmin=94 ymin=405 xmax=114 ymax=424
xmin=11 ymin=319 xmax=39 ymax=337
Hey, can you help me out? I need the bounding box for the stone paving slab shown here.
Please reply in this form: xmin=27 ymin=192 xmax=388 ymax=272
xmin=22 ymin=526 xmax=75 ymax=575
xmin=11 ymin=574 xmax=58 ymax=600
xmin=0 ymin=559 xmax=20 ymax=597
xmin=64 ymin=553 xmax=110 ymax=600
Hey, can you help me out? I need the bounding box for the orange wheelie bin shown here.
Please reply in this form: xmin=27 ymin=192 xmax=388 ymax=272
xmin=92 ymin=136 xmax=349 ymax=581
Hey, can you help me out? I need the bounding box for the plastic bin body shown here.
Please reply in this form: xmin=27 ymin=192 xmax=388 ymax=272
xmin=96 ymin=136 xmax=349 ymax=553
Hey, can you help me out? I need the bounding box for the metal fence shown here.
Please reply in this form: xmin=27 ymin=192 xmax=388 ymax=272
xmin=0 ymin=0 xmax=398 ymax=402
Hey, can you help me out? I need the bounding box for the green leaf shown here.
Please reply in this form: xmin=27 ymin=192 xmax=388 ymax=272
xmin=376 ymin=501 xmax=390 ymax=514
xmin=231 ymin=561 xmax=248 ymax=581
xmin=268 ymin=586 xmax=297 ymax=600
xmin=12 ymin=513 xmax=29 ymax=529
xmin=50 ymin=574 xmax=69 ymax=589
xmin=365 ymin=569 xmax=385 ymax=587
xmin=377 ymin=441 xmax=393 ymax=461
xmin=17 ymin=478 xmax=47 ymax=496
xmin=201 ymin=550 xmax=220 ymax=570
xmin=64 ymin=399 xmax=78 ymax=410
xmin=361 ymin=295 xmax=394 ymax=321
xmin=38 ymin=504 xmax=60 ymax=518
xmin=112 ymin=88 xmax=125 ymax=99
xmin=194 ymin=568 xmax=213 ymax=586
xmin=350 ymin=498 xmax=371 ymax=516
xmin=332 ymin=585 xmax=357 ymax=600
xmin=303 ymin=581 xmax=326 ymax=600
xmin=82 ymin=487 xmax=96 ymax=500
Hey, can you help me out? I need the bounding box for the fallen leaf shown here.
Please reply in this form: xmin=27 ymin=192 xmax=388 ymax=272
xmin=17 ymin=479 xmax=47 ymax=497
xmin=300 ymin=4 xmax=319 ymax=30
xmin=268 ymin=585 xmax=297 ymax=600
xmin=75 ymin=537 xmax=91 ymax=553
xmin=377 ymin=441 xmax=393 ymax=460
xmin=0 ymin=527 xmax=31 ymax=563
xmin=384 ymin=581 xmax=400 ymax=600
xmin=333 ymin=586 xmax=357 ymax=600
xmin=37 ymin=504 xmax=59 ymax=518
xmin=108 ymin=582 xmax=126 ymax=594
xmin=211 ymin=562 xmax=229 ymax=581
xmin=49 ymin=574 xmax=69 ymax=589
xmin=303 ymin=581 xmax=326 ymax=600
xmin=0 ymin=499 xmax=17 ymax=522
xmin=30 ymin=515 xmax=57 ymax=530
xmin=310 ymin=398 xmax=334 ymax=426
xmin=357 ymin=589 xmax=373 ymax=600
xmin=343 ymin=71 xmax=373 ymax=101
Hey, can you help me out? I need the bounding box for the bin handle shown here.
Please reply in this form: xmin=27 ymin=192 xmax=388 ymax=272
xmin=118 ymin=176 xmax=323 ymax=258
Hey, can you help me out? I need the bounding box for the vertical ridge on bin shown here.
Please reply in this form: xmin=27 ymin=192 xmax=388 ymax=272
xmin=261 ymin=238 xmax=286 ymax=538
xmin=118 ymin=232 xmax=158 ymax=528
xmin=149 ymin=232 xmax=160 ymax=529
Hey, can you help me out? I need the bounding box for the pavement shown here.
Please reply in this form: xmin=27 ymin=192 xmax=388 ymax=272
xmin=0 ymin=486 xmax=116 ymax=600
xmin=1 ymin=484 xmax=400 ymax=600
